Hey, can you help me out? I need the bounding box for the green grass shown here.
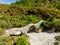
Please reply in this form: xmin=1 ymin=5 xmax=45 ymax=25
xmin=0 ymin=35 xmax=30 ymax=45
xmin=0 ymin=15 xmax=41 ymax=29
xmin=16 ymin=35 xmax=30 ymax=45
xmin=0 ymin=36 xmax=16 ymax=45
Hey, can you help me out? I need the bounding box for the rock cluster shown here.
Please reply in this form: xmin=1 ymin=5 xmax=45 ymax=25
xmin=4 ymin=20 xmax=44 ymax=36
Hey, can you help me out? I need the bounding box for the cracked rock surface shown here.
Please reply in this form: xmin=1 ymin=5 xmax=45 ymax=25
xmin=27 ymin=32 xmax=56 ymax=45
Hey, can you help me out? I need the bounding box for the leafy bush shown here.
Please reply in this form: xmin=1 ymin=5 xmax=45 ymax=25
xmin=55 ymin=36 xmax=60 ymax=45
xmin=0 ymin=28 xmax=5 ymax=35
xmin=41 ymin=21 xmax=55 ymax=31
xmin=52 ymin=18 xmax=60 ymax=32
xmin=16 ymin=35 xmax=30 ymax=45
xmin=55 ymin=36 xmax=60 ymax=41
xmin=0 ymin=15 xmax=40 ymax=29
xmin=40 ymin=18 xmax=60 ymax=32
xmin=54 ymin=42 xmax=59 ymax=45
xmin=0 ymin=36 xmax=16 ymax=45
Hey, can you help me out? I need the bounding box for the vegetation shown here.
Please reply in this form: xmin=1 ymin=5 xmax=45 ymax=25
xmin=16 ymin=35 xmax=30 ymax=45
xmin=0 ymin=36 xmax=16 ymax=45
xmin=55 ymin=36 xmax=60 ymax=41
xmin=54 ymin=42 xmax=59 ymax=45
xmin=0 ymin=35 xmax=30 ymax=45
xmin=0 ymin=0 xmax=60 ymax=45
xmin=55 ymin=36 xmax=60 ymax=45
xmin=0 ymin=15 xmax=41 ymax=29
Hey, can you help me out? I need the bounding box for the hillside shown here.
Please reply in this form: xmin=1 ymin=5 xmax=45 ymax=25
xmin=0 ymin=0 xmax=60 ymax=45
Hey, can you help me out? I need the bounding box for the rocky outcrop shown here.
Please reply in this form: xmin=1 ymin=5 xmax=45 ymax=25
xmin=3 ymin=20 xmax=44 ymax=36
xmin=28 ymin=32 xmax=56 ymax=45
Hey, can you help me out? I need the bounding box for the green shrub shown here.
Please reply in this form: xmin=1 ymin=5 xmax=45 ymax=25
xmin=16 ymin=35 xmax=30 ymax=45
xmin=0 ymin=28 xmax=5 ymax=35
xmin=55 ymin=36 xmax=60 ymax=41
xmin=55 ymin=36 xmax=60 ymax=45
xmin=54 ymin=42 xmax=59 ymax=45
xmin=0 ymin=37 xmax=15 ymax=45
xmin=53 ymin=18 xmax=60 ymax=31
xmin=41 ymin=21 xmax=55 ymax=30
xmin=0 ymin=15 xmax=41 ymax=29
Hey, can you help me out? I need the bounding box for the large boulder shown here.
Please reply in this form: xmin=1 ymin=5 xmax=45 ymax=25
xmin=3 ymin=20 xmax=44 ymax=36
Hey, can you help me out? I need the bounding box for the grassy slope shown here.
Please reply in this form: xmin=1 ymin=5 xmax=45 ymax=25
xmin=0 ymin=0 xmax=60 ymax=45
